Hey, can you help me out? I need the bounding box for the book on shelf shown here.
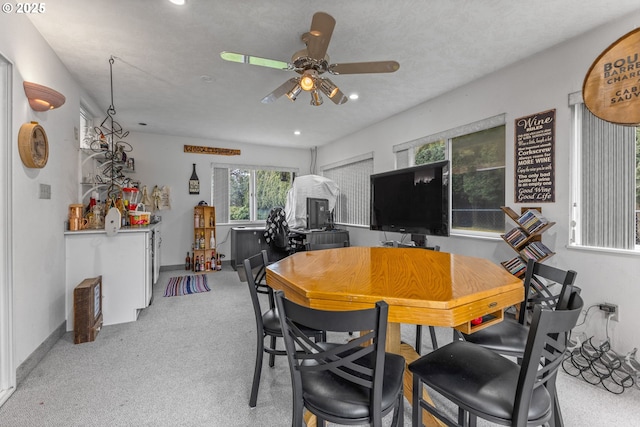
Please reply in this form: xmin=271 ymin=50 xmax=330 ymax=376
xmin=503 ymin=227 xmax=527 ymax=247
xmin=502 ymin=256 xmax=527 ymax=277
xmin=517 ymin=209 xmax=549 ymax=234
xmin=520 ymin=241 xmax=553 ymax=261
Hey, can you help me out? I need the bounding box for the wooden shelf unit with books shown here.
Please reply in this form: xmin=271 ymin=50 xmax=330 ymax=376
xmin=500 ymin=206 xmax=555 ymax=278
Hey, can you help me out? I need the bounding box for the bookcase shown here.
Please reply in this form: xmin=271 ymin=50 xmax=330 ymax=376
xmin=500 ymin=206 xmax=555 ymax=278
xmin=192 ymin=205 xmax=217 ymax=272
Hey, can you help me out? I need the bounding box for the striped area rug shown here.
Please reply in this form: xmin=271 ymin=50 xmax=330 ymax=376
xmin=164 ymin=274 xmax=210 ymax=297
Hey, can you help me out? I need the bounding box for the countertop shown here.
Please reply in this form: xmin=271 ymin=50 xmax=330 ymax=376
xmin=64 ymin=221 xmax=161 ymax=235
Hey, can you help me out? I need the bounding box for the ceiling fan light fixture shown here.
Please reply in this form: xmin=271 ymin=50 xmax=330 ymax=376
xmin=286 ymin=84 xmax=302 ymax=101
xmin=319 ymin=79 xmax=339 ymax=98
xmin=300 ymin=70 xmax=317 ymax=91
xmin=310 ymin=90 xmax=323 ymax=106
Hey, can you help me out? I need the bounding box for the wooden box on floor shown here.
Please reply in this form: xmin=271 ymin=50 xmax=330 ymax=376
xmin=73 ymin=276 xmax=103 ymax=344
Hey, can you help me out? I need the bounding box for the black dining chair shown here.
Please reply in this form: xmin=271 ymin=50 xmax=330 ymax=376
xmin=274 ymin=290 xmax=406 ymax=427
xmin=409 ymin=287 xmax=584 ymax=427
xmin=456 ymin=258 xmax=578 ymax=358
xmin=243 ymin=251 xmax=324 ymax=408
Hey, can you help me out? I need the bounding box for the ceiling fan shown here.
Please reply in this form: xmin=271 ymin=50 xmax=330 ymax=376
xmin=220 ymin=11 xmax=400 ymax=106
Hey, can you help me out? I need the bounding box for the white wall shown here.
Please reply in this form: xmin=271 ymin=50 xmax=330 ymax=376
xmin=127 ymin=131 xmax=311 ymax=267
xmin=318 ymin=11 xmax=640 ymax=353
xmin=0 ymin=15 xmax=95 ymax=368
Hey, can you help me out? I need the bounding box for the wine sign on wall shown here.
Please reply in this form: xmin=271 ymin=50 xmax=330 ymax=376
xmin=514 ymin=109 xmax=555 ymax=203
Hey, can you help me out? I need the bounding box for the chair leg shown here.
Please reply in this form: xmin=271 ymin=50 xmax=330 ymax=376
xmin=415 ymin=325 xmax=423 ymax=355
xmin=291 ymin=395 xmax=305 ymax=427
xmin=412 ymin=374 xmax=421 ymax=427
xmin=392 ymin=388 xmax=404 ymax=427
xmin=428 ymin=326 xmax=438 ymax=350
xmin=268 ymin=335 xmax=277 ymax=367
xmin=249 ymin=333 xmax=265 ymax=407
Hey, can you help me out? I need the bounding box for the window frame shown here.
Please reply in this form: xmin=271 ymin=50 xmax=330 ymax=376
xmin=212 ymin=163 xmax=298 ymax=225
xmin=394 ymin=114 xmax=507 ymax=238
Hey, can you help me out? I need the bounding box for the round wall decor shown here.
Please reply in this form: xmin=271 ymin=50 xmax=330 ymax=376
xmin=18 ymin=121 xmax=49 ymax=168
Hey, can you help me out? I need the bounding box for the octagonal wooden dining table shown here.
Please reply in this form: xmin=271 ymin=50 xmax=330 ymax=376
xmin=266 ymin=246 xmax=523 ymax=427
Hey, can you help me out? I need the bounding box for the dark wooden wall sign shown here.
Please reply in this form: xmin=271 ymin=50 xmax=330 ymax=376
xmin=184 ymin=145 xmax=241 ymax=155
xmin=583 ymin=27 xmax=640 ymax=125
xmin=514 ymin=109 xmax=555 ymax=203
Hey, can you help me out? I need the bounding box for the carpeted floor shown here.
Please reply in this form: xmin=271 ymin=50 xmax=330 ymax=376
xmin=0 ymin=265 xmax=638 ymax=426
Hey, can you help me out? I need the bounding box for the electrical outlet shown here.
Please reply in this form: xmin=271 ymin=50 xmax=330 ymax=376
xmin=39 ymin=183 xmax=51 ymax=199
xmin=599 ymin=303 xmax=619 ymax=322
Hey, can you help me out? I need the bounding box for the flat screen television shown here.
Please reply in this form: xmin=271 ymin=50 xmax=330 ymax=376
xmin=306 ymin=197 xmax=330 ymax=230
xmin=370 ymin=160 xmax=449 ymax=236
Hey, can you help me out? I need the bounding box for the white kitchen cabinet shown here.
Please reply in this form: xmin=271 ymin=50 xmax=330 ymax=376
xmin=64 ymin=224 xmax=159 ymax=331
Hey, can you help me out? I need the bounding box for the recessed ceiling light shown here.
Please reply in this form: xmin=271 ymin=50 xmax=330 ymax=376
xmin=294 ymin=130 xmax=301 ymax=135
xmin=169 ymin=0 xmax=185 ymax=5
xmin=349 ymin=93 xmax=359 ymax=100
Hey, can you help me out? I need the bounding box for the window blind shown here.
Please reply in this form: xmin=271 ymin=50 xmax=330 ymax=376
xmin=321 ymin=153 xmax=373 ymax=226
xmin=578 ymin=104 xmax=636 ymax=249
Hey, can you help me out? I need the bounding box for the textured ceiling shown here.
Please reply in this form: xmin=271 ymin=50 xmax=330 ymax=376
xmin=28 ymin=0 xmax=640 ymax=148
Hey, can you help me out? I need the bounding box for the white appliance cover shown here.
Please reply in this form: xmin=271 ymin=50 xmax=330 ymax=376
xmin=285 ymin=174 xmax=339 ymax=229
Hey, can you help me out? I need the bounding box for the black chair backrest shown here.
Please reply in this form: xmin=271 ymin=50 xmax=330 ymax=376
xmin=518 ymin=258 xmax=578 ymax=324
xmin=274 ymin=290 xmax=389 ymax=422
xmin=514 ymin=288 xmax=584 ymax=425
xmin=243 ymin=251 xmax=273 ymax=329
xmin=305 ymin=240 xmax=349 ymax=251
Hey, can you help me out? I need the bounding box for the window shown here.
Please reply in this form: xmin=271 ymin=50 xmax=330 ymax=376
xmin=570 ymin=94 xmax=637 ymax=250
xmin=321 ymin=153 xmax=374 ymax=226
xmin=214 ymin=165 xmax=296 ymax=223
xmin=80 ymin=105 xmax=92 ymax=148
xmin=396 ymin=115 xmax=506 ymax=234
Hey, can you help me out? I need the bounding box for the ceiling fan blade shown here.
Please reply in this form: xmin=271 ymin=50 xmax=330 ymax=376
xmin=328 ymin=60 xmax=400 ymax=75
xmin=220 ymin=51 xmax=291 ymax=70
xmin=305 ymin=12 xmax=335 ymax=60
xmin=261 ymin=78 xmax=299 ymax=104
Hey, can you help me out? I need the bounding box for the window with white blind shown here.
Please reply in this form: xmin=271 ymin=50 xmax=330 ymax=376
xmin=569 ymin=93 xmax=638 ymax=250
xmin=321 ymin=153 xmax=374 ymax=226
xmin=213 ymin=164 xmax=298 ymax=223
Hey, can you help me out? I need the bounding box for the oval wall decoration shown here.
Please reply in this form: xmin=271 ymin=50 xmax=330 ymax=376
xmin=582 ymin=27 xmax=640 ymax=126
xmin=18 ymin=121 xmax=49 ymax=168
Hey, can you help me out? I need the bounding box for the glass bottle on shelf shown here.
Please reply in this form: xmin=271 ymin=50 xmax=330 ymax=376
xmin=185 ymin=252 xmax=191 ymax=270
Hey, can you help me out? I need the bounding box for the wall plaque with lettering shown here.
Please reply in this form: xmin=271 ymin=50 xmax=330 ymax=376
xmin=583 ymin=27 xmax=640 ymax=125
xmin=514 ymin=109 xmax=555 ymax=203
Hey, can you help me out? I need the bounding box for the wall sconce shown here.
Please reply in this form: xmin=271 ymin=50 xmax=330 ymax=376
xmin=23 ymin=81 xmax=66 ymax=111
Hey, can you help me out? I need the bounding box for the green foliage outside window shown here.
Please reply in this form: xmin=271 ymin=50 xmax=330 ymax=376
xmin=415 ymin=127 xmax=506 ymax=233
xmin=230 ymin=169 xmax=249 ymax=220
xmin=256 ymin=171 xmax=291 ymax=220
xmin=229 ymin=169 xmax=292 ymax=221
